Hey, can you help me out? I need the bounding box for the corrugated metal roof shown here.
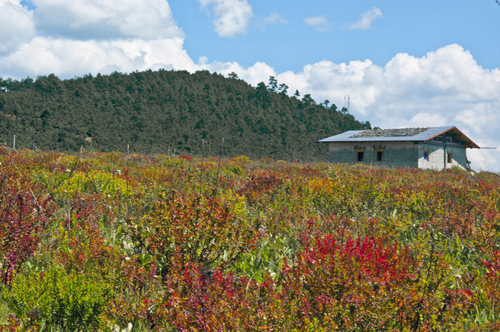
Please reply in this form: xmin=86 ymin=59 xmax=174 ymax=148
xmin=317 ymin=126 xmax=479 ymax=148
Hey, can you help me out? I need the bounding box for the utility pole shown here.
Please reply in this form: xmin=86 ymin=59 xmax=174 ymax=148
xmin=344 ymin=95 xmax=350 ymax=112
xmin=443 ymin=134 xmax=446 ymax=169
xmin=13 ymin=135 xmax=15 ymax=150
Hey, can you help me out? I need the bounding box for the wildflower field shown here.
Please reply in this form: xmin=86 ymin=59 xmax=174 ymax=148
xmin=1 ymin=149 xmax=500 ymax=331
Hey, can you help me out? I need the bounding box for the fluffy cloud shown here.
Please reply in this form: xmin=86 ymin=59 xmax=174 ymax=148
xmin=31 ymin=0 xmax=183 ymax=40
xmin=348 ymin=7 xmax=383 ymax=30
xmin=204 ymin=60 xmax=276 ymax=87
xmin=263 ymin=12 xmax=288 ymax=25
xmin=0 ymin=36 xmax=196 ymax=79
xmin=0 ymin=0 xmax=36 ymax=53
xmin=304 ymin=15 xmax=334 ymax=32
xmin=0 ymin=0 xmax=192 ymax=78
xmin=199 ymin=0 xmax=253 ymax=37
xmin=256 ymin=12 xmax=288 ymax=30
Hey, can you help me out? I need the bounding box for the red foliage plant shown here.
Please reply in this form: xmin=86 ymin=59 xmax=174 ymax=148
xmin=177 ymin=155 xmax=193 ymax=161
xmin=278 ymin=235 xmax=420 ymax=329
xmin=157 ymin=263 xmax=247 ymax=331
xmin=0 ymin=187 xmax=53 ymax=284
xmin=237 ymin=171 xmax=285 ymax=200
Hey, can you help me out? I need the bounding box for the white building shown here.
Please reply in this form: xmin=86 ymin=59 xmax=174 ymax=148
xmin=318 ymin=126 xmax=479 ymax=170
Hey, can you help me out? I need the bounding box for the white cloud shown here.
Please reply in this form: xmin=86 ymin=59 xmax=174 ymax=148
xmin=199 ymin=0 xmax=253 ymax=37
xmin=409 ymin=113 xmax=448 ymax=127
xmin=0 ymin=36 xmax=196 ymax=79
xmin=0 ymin=0 xmax=36 ymax=53
xmin=202 ymin=60 xmax=276 ymax=87
xmin=304 ymin=15 xmax=334 ymax=32
xmin=348 ymin=7 xmax=383 ymax=30
xmin=455 ymin=105 xmax=497 ymax=136
xmin=31 ymin=0 xmax=183 ymax=40
xmin=256 ymin=12 xmax=288 ymax=30
xmin=264 ymin=12 xmax=288 ymax=25
xmin=0 ymin=0 xmax=192 ymax=78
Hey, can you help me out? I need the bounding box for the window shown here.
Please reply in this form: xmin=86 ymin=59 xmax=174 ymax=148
xmin=424 ymin=150 xmax=429 ymax=161
xmin=376 ymin=150 xmax=384 ymax=162
xmin=357 ymin=151 xmax=364 ymax=162
xmin=447 ymin=152 xmax=452 ymax=164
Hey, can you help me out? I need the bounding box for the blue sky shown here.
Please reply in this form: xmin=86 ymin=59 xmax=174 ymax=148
xmin=168 ymin=0 xmax=500 ymax=73
xmin=1 ymin=0 xmax=500 ymax=170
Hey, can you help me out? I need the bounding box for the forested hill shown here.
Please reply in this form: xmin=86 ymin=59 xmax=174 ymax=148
xmin=0 ymin=70 xmax=370 ymax=161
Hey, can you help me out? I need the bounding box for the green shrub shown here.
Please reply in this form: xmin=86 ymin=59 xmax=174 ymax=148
xmin=2 ymin=265 xmax=113 ymax=331
xmin=226 ymin=164 xmax=245 ymax=176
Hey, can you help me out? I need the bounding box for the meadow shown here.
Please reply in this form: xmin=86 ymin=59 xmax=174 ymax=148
xmin=0 ymin=148 xmax=499 ymax=331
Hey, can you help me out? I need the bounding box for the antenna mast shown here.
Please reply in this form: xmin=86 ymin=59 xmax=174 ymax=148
xmin=344 ymin=95 xmax=350 ymax=112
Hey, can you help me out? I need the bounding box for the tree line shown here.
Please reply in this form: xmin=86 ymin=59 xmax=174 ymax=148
xmin=0 ymin=70 xmax=371 ymax=161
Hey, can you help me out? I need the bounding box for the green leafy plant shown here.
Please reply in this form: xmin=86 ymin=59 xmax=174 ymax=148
xmin=2 ymin=265 xmax=113 ymax=331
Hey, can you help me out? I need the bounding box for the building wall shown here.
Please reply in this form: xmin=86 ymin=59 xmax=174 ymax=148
xmin=328 ymin=141 xmax=469 ymax=170
xmin=328 ymin=141 xmax=419 ymax=168
xmin=418 ymin=143 xmax=468 ymax=170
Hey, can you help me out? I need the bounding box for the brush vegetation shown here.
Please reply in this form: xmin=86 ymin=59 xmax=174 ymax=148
xmin=0 ymin=148 xmax=499 ymax=331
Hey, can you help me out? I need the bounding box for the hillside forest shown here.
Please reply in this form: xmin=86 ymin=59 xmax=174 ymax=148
xmin=0 ymin=71 xmax=370 ymax=161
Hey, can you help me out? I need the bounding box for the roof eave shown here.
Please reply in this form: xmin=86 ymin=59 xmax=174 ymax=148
xmin=318 ymin=139 xmax=422 ymax=143
xmin=423 ymin=126 xmax=480 ymax=149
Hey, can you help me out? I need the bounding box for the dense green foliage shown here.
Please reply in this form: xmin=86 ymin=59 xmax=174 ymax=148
xmin=1 ymin=149 xmax=500 ymax=331
xmin=4 ymin=266 xmax=113 ymax=330
xmin=0 ymin=71 xmax=369 ymax=160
